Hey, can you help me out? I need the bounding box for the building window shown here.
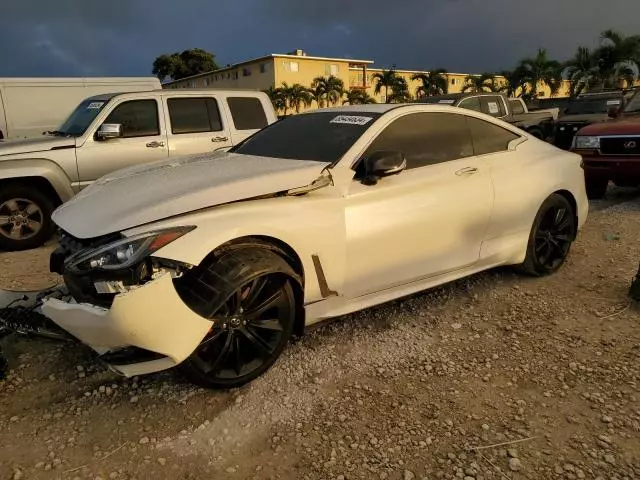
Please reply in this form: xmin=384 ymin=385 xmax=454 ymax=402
xmin=242 ymin=67 xmax=251 ymax=77
xmin=233 ymin=71 xmax=239 ymax=79
xmin=325 ymin=64 xmax=339 ymax=75
xmin=451 ymin=79 xmax=457 ymax=86
xmin=260 ymin=63 xmax=267 ymax=73
xmin=284 ymin=61 xmax=299 ymax=72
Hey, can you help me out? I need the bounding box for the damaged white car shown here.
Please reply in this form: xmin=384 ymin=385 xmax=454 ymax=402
xmin=33 ymin=104 xmax=587 ymax=388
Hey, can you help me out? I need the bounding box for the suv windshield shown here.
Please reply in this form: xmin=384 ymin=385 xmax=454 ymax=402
xmin=56 ymin=97 xmax=114 ymax=136
xmin=231 ymin=111 xmax=382 ymax=163
xmin=565 ymin=97 xmax=621 ymax=115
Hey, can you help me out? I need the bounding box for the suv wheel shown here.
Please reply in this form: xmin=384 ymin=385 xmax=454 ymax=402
xmin=585 ymin=176 xmax=608 ymax=199
xmin=0 ymin=184 xmax=55 ymax=251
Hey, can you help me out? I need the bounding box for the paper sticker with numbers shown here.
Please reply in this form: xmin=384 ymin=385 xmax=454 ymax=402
xmin=606 ymin=99 xmax=621 ymax=106
xmin=330 ymin=115 xmax=374 ymax=125
xmin=488 ymin=102 xmax=500 ymax=114
xmin=438 ymin=99 xmax=455 ymax=104
xmin=87 ymin=102 xmax=104 ymax=109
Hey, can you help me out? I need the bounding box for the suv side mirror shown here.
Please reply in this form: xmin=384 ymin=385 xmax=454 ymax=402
xmin=608 ymin=106 xmax=620 ymax=119
xmin=96 ymin=123 xmax=122 ymax=140
xmin=362 ymin=151 xmax=406 ymax=185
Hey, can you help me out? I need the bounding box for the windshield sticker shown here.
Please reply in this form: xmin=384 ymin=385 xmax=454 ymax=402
xmin=87 ymin=102 xmax=104 ymax=109
xmin=606 ymin=99 xmax=621 ymax=106
xmin=330 ymin=115 xmax=374 ymax=126
xmin=488 ymin=102 xmax=500 ymax=114
xmin=438 ymin=99 xmax=455 ymax=104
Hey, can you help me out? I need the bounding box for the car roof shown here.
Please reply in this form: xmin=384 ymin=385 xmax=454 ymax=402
xmin=417 ymin=92 xmax=504 ymax=104
xmin=301 ymin=104 xmax=402 ymax=114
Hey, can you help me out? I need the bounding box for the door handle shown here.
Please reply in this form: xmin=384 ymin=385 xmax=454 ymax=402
xmin=211 ymin=136 xmax=229 ymax=143
xmin=146 ymin=141 xmax=165 ymax=148
xmin=455 ymin=167 xmax=479 ymax=176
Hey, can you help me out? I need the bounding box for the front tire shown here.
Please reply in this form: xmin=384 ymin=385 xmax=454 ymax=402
xmin=518 ymin=194 xmax=577 ymax=276
xmin=177 ymin=248 xmax=298 ymax=389
xmin=0 ymin=184 xmax=55 ymax=251
xmin=585 ymin=176 xmax=608 ymax=199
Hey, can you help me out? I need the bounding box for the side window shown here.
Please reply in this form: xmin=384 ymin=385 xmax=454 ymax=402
xmin=363 ymin=112 xmax=474 ymax=170
xmin=509 ymin=99 xmax=525 ymax=115
xmin=458 ymin=97 xmax=481 ymax=112
xmin=103 ymin=100 xmax=159 ymax=138
xmin=167 ymin=97 xmax=222 ymax=134
xmin=467 ymin=116 xmax=520 ymax=156
xmin=227 ymin=97 xmax=268 ymax=130
xmin=479 ymin=96 xmax=506 ymax=117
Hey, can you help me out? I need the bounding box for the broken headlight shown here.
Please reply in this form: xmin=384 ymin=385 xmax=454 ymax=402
xmin=65 ymin=227 xmax=195 ymax=273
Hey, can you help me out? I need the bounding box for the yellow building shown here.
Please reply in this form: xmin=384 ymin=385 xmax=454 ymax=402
xmin=164 ymin=49 xmax=573 ymax=110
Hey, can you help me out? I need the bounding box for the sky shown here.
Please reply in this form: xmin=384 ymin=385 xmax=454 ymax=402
xmin=0 ymin=0 xmax=638 ymax=77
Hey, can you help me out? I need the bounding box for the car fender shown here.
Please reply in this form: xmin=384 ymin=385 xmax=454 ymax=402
xmin=0 ymin=157 xmax=76 ymax=202
xmin=126 ymin=193 xmax=346 ymax=305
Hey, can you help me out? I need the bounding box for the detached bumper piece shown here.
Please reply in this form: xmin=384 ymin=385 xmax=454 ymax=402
xmin=41 ymin=273 xmax=214 ymax=377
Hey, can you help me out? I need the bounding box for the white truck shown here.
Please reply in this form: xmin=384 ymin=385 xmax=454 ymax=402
xmin=0 ymin=77 xmax=161 ymax=140
xmin=0 ymin=89 xmax=277 ymax=251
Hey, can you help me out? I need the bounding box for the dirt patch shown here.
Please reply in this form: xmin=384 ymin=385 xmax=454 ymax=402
xmin=1 ymin=200 xmax=639 ymax=480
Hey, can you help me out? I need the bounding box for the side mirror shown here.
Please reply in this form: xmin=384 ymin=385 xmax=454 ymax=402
xmin=608 ymin=106 xmax=620 ymax=119
xmin=362 ymin=151 xmax=407 ymax=185
xmin=96 ymin=123 xmax=122 ymax=140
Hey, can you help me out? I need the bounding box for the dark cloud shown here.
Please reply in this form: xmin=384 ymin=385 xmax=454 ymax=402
xmin=0 ymin=0 xmax=638 ymax=76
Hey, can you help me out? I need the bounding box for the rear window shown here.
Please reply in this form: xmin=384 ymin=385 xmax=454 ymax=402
xmin=227 ymin=97 xmax=268 ymax=130
xmin=167 ymin=97 xmax=222 ymax=134
xmin=231 ymin=112 xmax=382 ymax=162
xmin=565 ymin=98 xmax=621 ymax=115
xmin=509 ymin=99 xmax=525 ymax=115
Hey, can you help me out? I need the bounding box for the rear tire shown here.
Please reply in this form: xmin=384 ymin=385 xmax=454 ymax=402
xmin=0 ymin=184 xmax=55 ymax=251
xmin=518 ymin=194 xmax=577 ymax=277
xmin=176 ymin=247 xmax=299 ymax=389
xmin=585 ymin=176 xmax=608 ymax=199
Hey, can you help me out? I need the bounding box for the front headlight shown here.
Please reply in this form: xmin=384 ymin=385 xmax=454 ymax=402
xmin=66 ymin=226 xmax=195 ymax=273
xmin=573 ymin=136 xmax=600 ymax=149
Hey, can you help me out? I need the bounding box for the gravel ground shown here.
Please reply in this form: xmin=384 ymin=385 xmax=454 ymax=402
xmin=1 ymin=193 xmax=639 ymax=480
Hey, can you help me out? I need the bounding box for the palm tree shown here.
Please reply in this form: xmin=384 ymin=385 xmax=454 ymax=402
xmin=563 ymin=46 xmax=600 ymax=97
xmin=518 ymin=48 xmax=563 ymax=98
xmin=411 ymin=69 xmax=449 ymax=98
xmin=461 ymin=73 xmax=499 ymax=93
xmin=310 ymin=87 xmax=325 ymax=108
xmin=342 ymin=89 xmax=377 ymax=105
xmin=372 ymin=69 xmax=402 ymax=103
xmin=498 ymin=67 xmax=529 ymax=97
xmin=263 ymin=86 xmax=286 ymax=114
xmin=387 ymin=77 xmax=412 ymax=103
xmin=286 ymin=83 xmax=313 ymax=113
xmin=311 ymin=75 xmax=345 ymax=106
xmin=595 ymin=29 xmax=640 ymax=88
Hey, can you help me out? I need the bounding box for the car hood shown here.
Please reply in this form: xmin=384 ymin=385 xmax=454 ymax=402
xmin=52 ymin=151 xmax=330 ymax=239
xmin=558 ymin=114 xmax=608 ymax=124
xmin=0 ymin=136 xmax=75 ymax=156
xmin=578 ymin=115 xmax=640 ymax=136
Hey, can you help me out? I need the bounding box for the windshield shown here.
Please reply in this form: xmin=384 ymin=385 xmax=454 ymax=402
xmin=565 ymin=97 xmax=621 ymax=115
xmin=624 ymin=92 xmax=640 ymax=113
xmin=231 ymin=111 xmax=382 ymax=162
xmin=56 ymin=98 xmax=112 ymax=136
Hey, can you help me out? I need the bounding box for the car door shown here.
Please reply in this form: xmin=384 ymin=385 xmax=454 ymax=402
xmin=163 ymin=95 xmax=233 ymax=156
xmin=465 ymin=115 xmax=531 ymax=242
xmin=343 ymin=111 xmax=494 ymax=298
xmin=76 ymin=98 xmax=168 ymax=185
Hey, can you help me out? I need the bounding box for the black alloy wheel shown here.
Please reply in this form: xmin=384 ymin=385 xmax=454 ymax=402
xmin=178 ymin=248 xmax=298 ymax=389
xmin=519 ymin=194 xmax=577 ymax=276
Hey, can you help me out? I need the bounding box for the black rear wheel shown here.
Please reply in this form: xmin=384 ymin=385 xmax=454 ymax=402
xmin=519 ymin=194 xmax=577 ymax=276
xmin=177 ymin=248 xmax=298 ymax=389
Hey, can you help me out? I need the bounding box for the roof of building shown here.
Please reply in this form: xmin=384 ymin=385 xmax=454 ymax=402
xmin=163 ymin=52 xmax=374 ymax=86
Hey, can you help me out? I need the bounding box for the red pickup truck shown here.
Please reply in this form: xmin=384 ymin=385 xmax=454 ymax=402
xmin=571 ymin=90 xmax=640 ymax=198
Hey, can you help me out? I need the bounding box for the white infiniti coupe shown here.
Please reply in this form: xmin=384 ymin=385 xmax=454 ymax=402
xmin=40 ymin=104 xmax=588 ymax=388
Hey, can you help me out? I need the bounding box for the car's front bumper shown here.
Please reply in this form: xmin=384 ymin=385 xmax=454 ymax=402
xmin=40 ymin=273 xmax=213 ymax=377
